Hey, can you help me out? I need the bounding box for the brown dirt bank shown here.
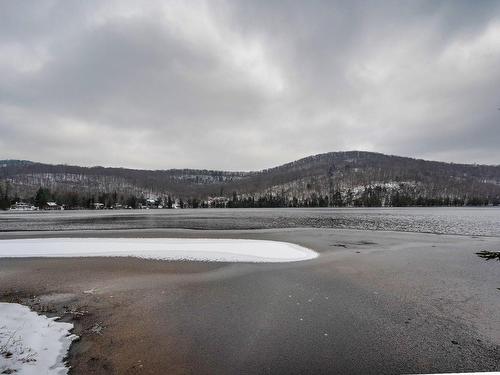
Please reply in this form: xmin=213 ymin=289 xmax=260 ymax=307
xmin=1 ymin=228 xmax=499 ymax=374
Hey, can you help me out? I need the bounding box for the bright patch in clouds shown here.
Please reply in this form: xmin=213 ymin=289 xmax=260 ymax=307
xmin=1 ymin=1 xmax=500 ymax=169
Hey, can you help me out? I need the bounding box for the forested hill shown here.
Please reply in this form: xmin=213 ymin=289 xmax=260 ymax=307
xmin=1 ymin=151 xmax=500 ymax=209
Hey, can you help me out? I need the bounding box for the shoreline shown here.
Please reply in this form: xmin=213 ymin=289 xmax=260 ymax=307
xmin=2 ymin=225 xmax=500 ymax=240
xmin=1 ymin=228 xmax=499 ymax=374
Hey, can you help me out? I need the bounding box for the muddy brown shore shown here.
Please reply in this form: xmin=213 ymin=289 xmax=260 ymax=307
xmin=1 ymin=228 xmax=499 ymax=374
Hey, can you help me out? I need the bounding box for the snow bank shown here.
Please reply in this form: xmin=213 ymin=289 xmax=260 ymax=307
xmin=0 ymin=302 xmax=77 ymax=375
xmin=0 ymin=238 xmax=318 ymax=263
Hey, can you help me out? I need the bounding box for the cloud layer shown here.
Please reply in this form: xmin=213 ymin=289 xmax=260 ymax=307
xmin=1 ymin=0 xmax=499 ymax=170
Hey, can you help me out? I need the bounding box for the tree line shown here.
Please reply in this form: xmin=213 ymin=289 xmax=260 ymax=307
xmin=1 ymin=181 xmax=498 ymax=211
xmin=227 ymin=189 xmax=498 ymax=208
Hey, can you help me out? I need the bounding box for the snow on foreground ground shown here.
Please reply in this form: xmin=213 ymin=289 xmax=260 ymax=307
xmin=0 ymin=302 xmax=77 ymax=375
xmin=0 ymin=238 xmax=318 ymax=263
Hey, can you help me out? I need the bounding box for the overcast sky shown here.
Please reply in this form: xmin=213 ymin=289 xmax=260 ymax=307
xmin=1 ymin=1 xmax=499 ymax=170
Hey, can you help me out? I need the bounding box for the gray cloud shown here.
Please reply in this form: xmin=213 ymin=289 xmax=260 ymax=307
xmin=1 ymin=0 xmax=499 ymax=170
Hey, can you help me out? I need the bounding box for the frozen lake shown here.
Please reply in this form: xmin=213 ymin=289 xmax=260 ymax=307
xmin=1 ymin=207 xmax=500 ymax=237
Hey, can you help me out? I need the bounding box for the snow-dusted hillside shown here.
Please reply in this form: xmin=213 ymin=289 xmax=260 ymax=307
xmin=1 ymin=151 xmax=500 ymax=207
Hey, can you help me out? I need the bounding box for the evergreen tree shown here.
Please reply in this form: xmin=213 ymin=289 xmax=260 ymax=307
xmin=34 ymin=187 xmax=51 ymax=208
xmin=0 ymin=182 xmax=10 ymax=210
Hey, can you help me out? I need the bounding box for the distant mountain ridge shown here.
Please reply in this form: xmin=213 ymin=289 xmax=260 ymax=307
xmin=1 ymin=151 xmax=500 ymax=208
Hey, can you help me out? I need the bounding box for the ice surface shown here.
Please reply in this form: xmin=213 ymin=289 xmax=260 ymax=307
xmin=0 ymin=302 xmax=77 ymax=375
xmin=0 ymin=238 xmax=318 ymax=263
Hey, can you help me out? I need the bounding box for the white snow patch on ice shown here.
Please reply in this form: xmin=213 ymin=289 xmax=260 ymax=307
xmin=0 ymin=302 xmax=77 ymax=375
xmin=0 ymin=238 xmax=318 ymax=263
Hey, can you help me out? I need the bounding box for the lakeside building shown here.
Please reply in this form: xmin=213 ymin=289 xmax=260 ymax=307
xmin=44 ymin=202 xmax=63 ymax=210
xmin=138 ymin=198 xmax=163 ymax=209
xmin=207 ymin=196 xmax=230 ymax=208
xmin=10 ymin=202 xmax=37 ymax=211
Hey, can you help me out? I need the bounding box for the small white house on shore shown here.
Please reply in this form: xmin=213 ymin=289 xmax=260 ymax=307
xmin=10 ymin=202 xmax=37 ymax=211
xmin=44 ymin=202 xmax=63 ymax=210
